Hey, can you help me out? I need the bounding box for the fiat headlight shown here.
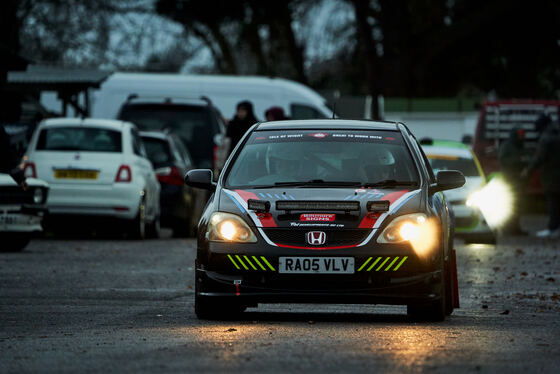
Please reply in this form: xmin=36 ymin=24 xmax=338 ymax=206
xmin=377 ymin=213 xmax=438 ymax=256
xmin=206 ymin=212 xmax=257 ymax=243
xmin=33 ymin=188 xmax=44 ymax=204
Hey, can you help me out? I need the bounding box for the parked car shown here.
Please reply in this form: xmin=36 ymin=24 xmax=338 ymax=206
xmin=421 ymin=139 xmax=496 ymax=244
xmin=140 ymin=131 xmax=202 ymax=237
xmin=117 ymin=96 xmax=226 ymax=174
xmin=23 ymin=118 xmax=160 ymax=239
xmin=0 ymin=174 xmax=49 ymax=251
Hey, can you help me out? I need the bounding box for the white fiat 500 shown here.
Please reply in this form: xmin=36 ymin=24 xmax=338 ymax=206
xmin=24 ymin=118 xmax=160 ymax=239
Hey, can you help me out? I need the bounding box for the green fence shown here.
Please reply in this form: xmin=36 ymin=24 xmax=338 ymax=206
xmin=384 ymin=97 xmax=480 ymax=112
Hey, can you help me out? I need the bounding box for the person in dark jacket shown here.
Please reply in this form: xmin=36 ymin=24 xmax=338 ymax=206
xmin=523 ymin=114 xmax=560 ymax=238
xmin=0 ymin=125 xmax=27 ymax=189
xmin=226 ymin=101 xmax=258 ymax=152
xmin=498 ymin=127 xmax=527 ymax=234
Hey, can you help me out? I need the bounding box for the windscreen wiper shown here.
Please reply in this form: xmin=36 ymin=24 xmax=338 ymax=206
xmin=274 ymin=180 xmax=360 ymax=187
xmin=361 ymin=180 xmax=419 ymax=188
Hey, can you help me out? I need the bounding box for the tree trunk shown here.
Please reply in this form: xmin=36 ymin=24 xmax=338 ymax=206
xmin=350 ymin=0 xmax=381 ymax=119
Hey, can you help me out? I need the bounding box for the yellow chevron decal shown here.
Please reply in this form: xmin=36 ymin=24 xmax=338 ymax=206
xmin=358 ymin=257 xmax=372 ymax=271
xmin=227 ymin=254 xmax=240 ymax=269
xmin=228 ymin=255 xmax=406 ymax=272
xmin=393 ymin=256 xmax=408 ymax=271
xmin=367 ymin=257 xmax=382 ymax=271
xmin=385 ymin=257 xmax=399 ymax=271
xmin=227 ymin=255 xmax=275 ymax=271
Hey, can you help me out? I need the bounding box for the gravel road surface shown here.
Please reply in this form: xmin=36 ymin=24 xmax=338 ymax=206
xmin=1 ymin=216 xmax=559 ymax=373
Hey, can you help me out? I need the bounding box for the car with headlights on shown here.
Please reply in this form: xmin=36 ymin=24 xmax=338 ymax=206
xmin=186 ymin=120 xmax=465 ymax=321
xmin=421 ymin=139 xmax=497 ymax=244
xmin=23 ymin=118 xmax=160 ymax=239
xmin=1 ymin=174 xmax=49 ymax=251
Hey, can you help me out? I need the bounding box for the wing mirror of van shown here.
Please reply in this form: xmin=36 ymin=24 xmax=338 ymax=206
xmin=429 ymin=170 xmax=465 ymax=194
xmin=184 ymin=169 xmax=216 ymax=191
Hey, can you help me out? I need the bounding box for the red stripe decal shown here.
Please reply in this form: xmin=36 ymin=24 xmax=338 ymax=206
xmin=275 ymin=244 xmax=359 ymax=250
xmin=234 ymin=189 xmax=277 ymax=227
xmin=358 ymin=213 xmax=380 ymax=228
xmin=235 ymin=189 xmax=259 ymax=202
xmin=383 ymin=190 xmax=409 ymax=204
xmin=357 ymin=190 xmax=409 ymax=228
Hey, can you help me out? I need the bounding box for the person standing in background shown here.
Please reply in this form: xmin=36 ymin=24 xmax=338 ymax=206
xmin=265 ymin=106 xmax=288 ymax=121
xmin=0 ymin=125 xmax=27 ymax=189
xmin=522 ymin=114 xmax=560 ymax=238
xmin=498 ymin=127 xmax=527 ymax=234
xmin=226 ymin=101 xmax=258 ymax=153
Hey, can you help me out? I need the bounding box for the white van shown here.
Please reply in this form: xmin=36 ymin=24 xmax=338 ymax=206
xmin=91 ymin=73 xmax=333 ymax=121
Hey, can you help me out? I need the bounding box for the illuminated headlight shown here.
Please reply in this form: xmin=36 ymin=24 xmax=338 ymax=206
xmin=33 ymin=188 xmax=44 ymax=204
xmin=465 ymin=178 xmax=512 ymax=228
xmin=377 ymin=213 xmax=439 ymax=256
xmin=206 ymin=212 xmax=257 ymax=243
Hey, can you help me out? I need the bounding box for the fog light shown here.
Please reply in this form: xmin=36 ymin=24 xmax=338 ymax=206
xmin=33 ymin=188 xmax=43 ymax=204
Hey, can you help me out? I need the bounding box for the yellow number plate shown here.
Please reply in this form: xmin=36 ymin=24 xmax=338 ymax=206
xmin=54 ymin=170 xmax=98 ymax=179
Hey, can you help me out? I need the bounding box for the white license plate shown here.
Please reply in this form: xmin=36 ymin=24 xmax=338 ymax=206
xmin=278 ymin=257 xmax=354 ymax=274
xmin=0 ymin=214 xmax=17 ymax=225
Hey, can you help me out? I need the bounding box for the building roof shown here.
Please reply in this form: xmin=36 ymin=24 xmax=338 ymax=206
xmin=7 ymin=65 xmax=112 ymax=90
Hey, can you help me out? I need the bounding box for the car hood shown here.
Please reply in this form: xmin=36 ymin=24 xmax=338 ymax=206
xmin=218 ymin=187 xmax=422 ymax=230
xmin=0 ymin=174 xmax=49 ymax=188
xmin=443 ymin=176 xmax=483 ymax=203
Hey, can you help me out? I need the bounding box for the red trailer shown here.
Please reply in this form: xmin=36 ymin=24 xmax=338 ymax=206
xmin=472 ymin=100 xmax=560 ymax=195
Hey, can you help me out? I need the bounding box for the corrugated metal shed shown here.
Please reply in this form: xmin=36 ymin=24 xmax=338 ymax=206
xmin=7 ymin=65 xmax=112 ymax=88
xmin=6 ymin=65 xmax=113 ymax=116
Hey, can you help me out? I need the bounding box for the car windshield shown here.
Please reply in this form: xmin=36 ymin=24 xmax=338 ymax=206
xmin=427 ymin=155 xmax=480 ymax=177
xmin=226 ymin=130 xmax=419 ymax=188
xmin=36 ymin=127 xmax=122 ymax=152
xmin=142 ymin=137 xmax=172 ymax=168
xmin=119 ymin=104 xmax=218 ymax=168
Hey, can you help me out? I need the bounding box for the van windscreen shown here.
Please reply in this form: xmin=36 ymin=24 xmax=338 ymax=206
xmin=119 ymin=104 xmax=217 ymax=168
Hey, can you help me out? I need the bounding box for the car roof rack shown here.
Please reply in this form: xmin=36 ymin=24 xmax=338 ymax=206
xmin=125 ymin=94 xmax=213 ymax=106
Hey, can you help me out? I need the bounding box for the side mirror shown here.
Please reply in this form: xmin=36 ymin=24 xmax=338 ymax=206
xmin=184 ymin=169 xmax=216 ymax=190
xmin=430 ymin=170 xmax=465 ymax=194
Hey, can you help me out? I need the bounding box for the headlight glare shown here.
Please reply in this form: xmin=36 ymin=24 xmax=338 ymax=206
xmin=207 ymin=212 xmax=257 ymax=243
xmin=377 ymin=213 xmax=438 ymax=257
xmin=399 ymin=222 xmax=421 ymax=241
xmin=465 ymin=177 xmax=512 ymax=228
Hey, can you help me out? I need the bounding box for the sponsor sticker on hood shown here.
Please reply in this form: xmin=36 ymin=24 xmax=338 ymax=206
xmin=300 ymin=213 xmax=335 ymax=222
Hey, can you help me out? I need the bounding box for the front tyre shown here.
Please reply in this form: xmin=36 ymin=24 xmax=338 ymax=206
xmin=0 ymin=235 xmax=30 ymax=252
xmin=194 ymin=272 xmax=246 ymax=320
xmin=127 ymin=201 xmax=146 ymax=240
xmin=407 ymin=263 xmax=446 ymax=322
xmin=194 ymin=294 xmax=246 ymax=320
xmin=146 ymin=214 xmax=161 ymax=239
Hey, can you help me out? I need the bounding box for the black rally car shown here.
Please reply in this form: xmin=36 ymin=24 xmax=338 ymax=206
xmin=185 ymin=120 xmax=465 ymax=321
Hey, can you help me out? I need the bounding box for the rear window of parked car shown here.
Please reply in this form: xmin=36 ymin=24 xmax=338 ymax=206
xmin=36 ymin=127 xmax=122 ymax=152
xmin=142 ymin=137 xmax=172 ymax=168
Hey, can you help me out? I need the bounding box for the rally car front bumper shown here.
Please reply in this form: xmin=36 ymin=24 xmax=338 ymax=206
xmin=195 ymin=241 xmax=445 ymax=306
